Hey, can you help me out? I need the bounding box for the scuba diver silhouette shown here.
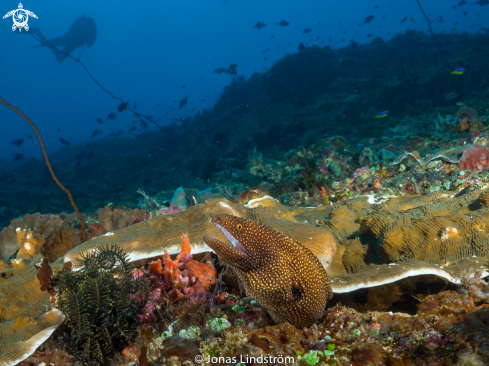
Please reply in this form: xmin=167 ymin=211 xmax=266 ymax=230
xmin=30 ymin=15 xmax=97 ymax=63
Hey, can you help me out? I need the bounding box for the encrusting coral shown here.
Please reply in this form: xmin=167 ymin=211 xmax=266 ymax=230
xmin=458 ymin=144 xmax=489 ymax=173
xmin=0 ymin=255 xmax=65 ymax=366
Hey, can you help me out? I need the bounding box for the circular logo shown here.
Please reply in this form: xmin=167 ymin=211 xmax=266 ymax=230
xmin=13 ymin=9 xmax=28 ymax=28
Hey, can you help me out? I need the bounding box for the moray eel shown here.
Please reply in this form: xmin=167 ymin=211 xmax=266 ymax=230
xmin=203 ymin=214 xmax=333 ymax=329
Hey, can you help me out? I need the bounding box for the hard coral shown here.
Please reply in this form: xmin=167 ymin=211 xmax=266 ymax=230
xmin=458 ymin=144 xmax=489 ymax=173
xmin=456 ymin=106 xmax=481 ymax=132
xmin=463 ymin=269 xmax=489 ymax=303
xmin=351 ymin=343 xmax=386 ymax=366
xmin=248 ymin=323 xmax=306 ymax=357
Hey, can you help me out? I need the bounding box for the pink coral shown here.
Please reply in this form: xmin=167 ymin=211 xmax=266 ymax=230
xmin=138 ymin=301 xmax=157 ymax=324
xmin=458 ymin=144 xmax=489 ymax=174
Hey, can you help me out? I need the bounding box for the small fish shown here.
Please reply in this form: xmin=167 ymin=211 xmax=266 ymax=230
xmin=57 ymin=128 xmax=61 ymax=132
xmin=10 ymin=139 xmax=24 ymax=147
xmin=254 ymin=21 xmax=266 ymax=30
xmin=451 ymin=68 xmax=465 ymax=75
xmin=303 ymin=28 xmax=312 ymax=34
xmin=107 ymin=112 xmax=116 ymax=120
xmin=277 ymin=20 xmax=290 ymax=26
xmin=477 ymin=0 xmax=489 ymax=5
xmin=375 ymin=111 xmax=389 ymax=118
xmin=117 ymin=101 xmax=129 ymax=112
xmin=59 ymin=138 xmax=71 ymax=147
xmin=261 ymin=48 xmax=270 ymax=54
xmin=96 ymin=118 xmax=103 ymax=124
xmin=374 ymin=5 xmax=379 ymax=8
xmin=26 ymin=135 xmax=32 ymax=139
xmin=13 ymin=153 xmax=24 ymax=161
xmin=179 ymin=96 xmax=188 ymax=109
xmin=381 ymin=15 xmax=386 ymax=20
xmin=400 ymin=17 xmax=408 ymax=23
xmin=364 ymin=15 xmax=374 ymax=24
xmin=463 ymin=11 xmax=468 ymax=16
xmin=456 ymin=101 xmax=466 ymax=106
xmin=181 ymin=85 xmax=186 ymax=88
xmin=366 ymin=34 xmax=373 ymax=37
xmin=270 ymin=35 xmax=275 ymax=39
xmin=458 ymin=0 xmax=467 ymax=5
xmin=444 ymin=91 xmax=459 ymax=100
xmin=91 ymin=130 xmax=103 ymax=138
xmin=134 ymin=102 xmax=137 ymax=109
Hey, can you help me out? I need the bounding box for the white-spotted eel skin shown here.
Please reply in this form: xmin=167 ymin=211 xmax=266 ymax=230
xmin=203 ymin=214 xmax=333 ymax=328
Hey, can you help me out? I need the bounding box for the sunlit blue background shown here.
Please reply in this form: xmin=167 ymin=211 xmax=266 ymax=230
xmin=0 ymin=0 xmax=486 ymax=160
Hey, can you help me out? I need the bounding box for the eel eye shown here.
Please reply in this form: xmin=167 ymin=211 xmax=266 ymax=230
xmin=235 ymin=223 xmax=243 ymax=231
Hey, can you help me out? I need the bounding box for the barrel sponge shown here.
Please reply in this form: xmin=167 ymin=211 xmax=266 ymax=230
xmin=458 ymin=144 xmax=489 ymax=174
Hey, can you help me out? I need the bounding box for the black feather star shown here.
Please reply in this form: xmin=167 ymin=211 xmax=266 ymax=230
xmin=55 ymin=244 xmax=148 ymax=364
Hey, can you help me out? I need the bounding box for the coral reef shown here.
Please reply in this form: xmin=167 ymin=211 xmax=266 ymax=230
xmin=0 ymin=212 xmax=80 ymax=261
xmin=5 ymin=29 xmax=489 ymax=365
xmin=64 ymin=198 xmax=338 ymax=270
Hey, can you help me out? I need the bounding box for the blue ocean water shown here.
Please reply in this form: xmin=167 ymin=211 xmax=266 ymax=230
xmin=0 ymin=0 xmax=485 ymax=160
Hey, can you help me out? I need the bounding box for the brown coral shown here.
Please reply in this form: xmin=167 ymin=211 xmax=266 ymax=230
xmin=0 ymin=257 xmax=65 ymax=365
xmin=351 ymin=343 xmax=386 ymax=366
xmin=456 ymin=106 xmax=481 ymax=132
xmin=249 ymin=323 xmax=306 ymax=357
xmin=97 ymin=205 xmax=147 ymax=232
xmin=41 ymin=222 xmax=79 ymax=262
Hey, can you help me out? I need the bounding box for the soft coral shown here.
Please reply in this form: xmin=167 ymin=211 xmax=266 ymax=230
xmin=458 ymin=144 xmax=489 ymax=173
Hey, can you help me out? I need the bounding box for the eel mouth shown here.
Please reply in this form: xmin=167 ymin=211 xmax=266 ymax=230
xmin=211 ymin=216 xmax=251 ymax=256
